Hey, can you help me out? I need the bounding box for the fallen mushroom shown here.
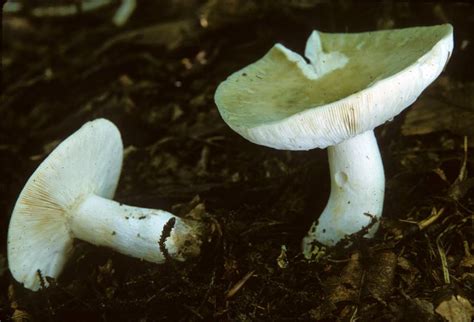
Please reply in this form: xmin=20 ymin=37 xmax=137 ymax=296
xmin=8 ymin=119 xmax=205 ymax=291
xmin=214 ymin=24 xmax=453 ymax=257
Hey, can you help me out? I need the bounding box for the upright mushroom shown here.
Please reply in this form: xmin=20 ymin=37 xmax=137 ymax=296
xmin=214 ymin=24 xmax=453 ymax=257
xmin=8 ymin=119 xmax=205 ymax=291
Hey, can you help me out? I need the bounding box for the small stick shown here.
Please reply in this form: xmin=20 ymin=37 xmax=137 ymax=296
xmin=225 ymin=271 xmax=255 ymax=299
xmin=159 ymin=217 xmax=176 ymax=262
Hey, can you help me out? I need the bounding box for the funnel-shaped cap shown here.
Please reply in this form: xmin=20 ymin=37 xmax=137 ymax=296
xmin=215 ymin=24 xmax=453 ymax=150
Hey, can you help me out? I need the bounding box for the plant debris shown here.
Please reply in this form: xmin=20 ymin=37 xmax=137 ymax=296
xmin=435 ymin=293 xmax=474 ymax=322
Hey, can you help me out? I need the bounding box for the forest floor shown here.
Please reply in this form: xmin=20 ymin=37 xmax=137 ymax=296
xmin=1 ymin=1 xmax=473 ymax=321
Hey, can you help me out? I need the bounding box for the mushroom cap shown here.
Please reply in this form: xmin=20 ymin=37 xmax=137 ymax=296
xmin=215 ymin=24 xmax=453 ymax=150
xmin=8 ymin=119 xmax=123 ymax=290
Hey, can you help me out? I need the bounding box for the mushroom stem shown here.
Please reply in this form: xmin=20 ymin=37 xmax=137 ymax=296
xmin=70 ymin=195 xmax=203 ymax=262
xmin=302 ymin=130 xmax=385 ymax=256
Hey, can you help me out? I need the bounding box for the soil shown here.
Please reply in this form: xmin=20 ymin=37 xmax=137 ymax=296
xmin=1 ymin=1 xmax=473 ymax=321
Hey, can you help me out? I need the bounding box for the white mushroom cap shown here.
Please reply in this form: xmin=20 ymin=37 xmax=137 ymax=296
xmin=8 ymin=119 xmax=122 ymax=290
xmin=215 ymin=24 xmax=453 ymax=150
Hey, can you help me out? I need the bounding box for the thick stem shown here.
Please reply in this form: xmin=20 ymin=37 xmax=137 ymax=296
xmin=70 ymin=195 xmax=203 ymax=263
xmin=302 ymin=130 xmax=385 ymax=257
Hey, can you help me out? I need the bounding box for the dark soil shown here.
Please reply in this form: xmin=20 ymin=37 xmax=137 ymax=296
xmin=1 ymin=1 xmax=473 ymax=321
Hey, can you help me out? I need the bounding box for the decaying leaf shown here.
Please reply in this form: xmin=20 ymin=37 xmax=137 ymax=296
xmin=402 ymin=80 xmax=474 ymax=144
xmin=365 ymin=251 xmax=398 ymax=302
xmin=8 ymin=284 xmax=33 ymax=321
xmin=435 ymin=294 xmax=474 ymax=322
xmin=326 ymin=252 xmax=362 ymax=304
xmin=12 ymin=309 xmax=32 ymax=322
xmin=96 ymin=19 xmax=201 ymax=54
xmin=397 ymin=256 xmax=420 ymax=290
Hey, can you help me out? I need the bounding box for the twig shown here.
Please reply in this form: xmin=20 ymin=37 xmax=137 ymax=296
xmin=225 ymin=271 xmax=255 ymax=299
xmin=159 ymin=217 xmax=176 ymax=262
xmin=436 ymin=233 xmax=450 ymax=284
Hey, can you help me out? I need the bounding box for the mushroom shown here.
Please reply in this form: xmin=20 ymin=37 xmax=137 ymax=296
xmin=8 ymin=119 xmax=205 ymax=291
xmin=214 ymin=24 xmax=453 ymax=257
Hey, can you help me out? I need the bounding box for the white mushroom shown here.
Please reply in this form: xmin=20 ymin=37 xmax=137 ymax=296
xmin=8 ymin=119 xmax=204 ymax=291
xmin=214 ymin=24 xmax=453 ymax=257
